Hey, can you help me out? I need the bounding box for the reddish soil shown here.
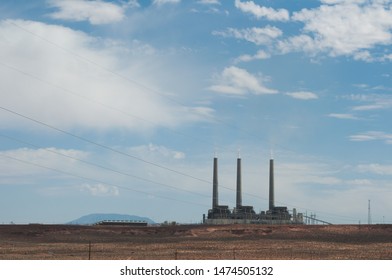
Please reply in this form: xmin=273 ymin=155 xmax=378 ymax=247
xmin=0 ymin=224 xmax=391 ymax=260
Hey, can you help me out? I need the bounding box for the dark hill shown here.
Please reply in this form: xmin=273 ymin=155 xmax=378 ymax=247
xmin=68 ymin=213 xmax=156 ymax=225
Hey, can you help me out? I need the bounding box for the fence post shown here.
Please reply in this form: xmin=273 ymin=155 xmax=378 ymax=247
xmin=88 ymin=241 xmax=91 ymax=260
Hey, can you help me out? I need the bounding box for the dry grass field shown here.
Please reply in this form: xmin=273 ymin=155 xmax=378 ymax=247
xmin=0 ymin=224 xmax=391 ymax=260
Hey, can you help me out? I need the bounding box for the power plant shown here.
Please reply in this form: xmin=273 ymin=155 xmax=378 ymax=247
xmin=204 ymin=156 xmax=304 ymax=224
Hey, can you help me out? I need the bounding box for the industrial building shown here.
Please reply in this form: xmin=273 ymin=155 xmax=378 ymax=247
xmin=95 ymin=220 xmax=148 ymax=226
xmin=204 ymin=156 xmax=304 ymax=225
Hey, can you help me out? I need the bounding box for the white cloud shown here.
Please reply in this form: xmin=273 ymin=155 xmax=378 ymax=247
xmin=234 ymin=0 xmax=289 ymax=21
xmin=208 ymin=84 xmax=244 ymax=95
xmin=345 ymin=179 xmax=374 ymax=187
xmin=80 ymin=183 xmax=119 ymax=196
xmin=198 ymin=0 xmax=220 ymax=4
xmin=353 ymin=104 xmax=386 ymax=111
xmin=349 ymin=131 xmax=392 ymax=144
xmin=277 ymin=34 xmax=320 ymax=56
xmin=382 ymin=53 xmax=392 ymax=60
xmin=181 ymin=106 xmax=215 ymax=122
xmin=286 ymin=91 xmax=318 ymax=100
xmin=235 ymin=50 xmax=270 ymax=63
xmin=0 ymin=147 xmax=89 ymax=178
xmin=125 ymin=0 xmax=141 ymax=8
xmin=276 ymin=161 xmax=344 ymax=193
xmin=209 ymin=66 xmax=277 ymax=96
xmin=357 ymin=163 xmax=392 ymax=175
xmin=327 ymin=113 xmax=359 ymax=120
xmin=213 ymin=26 xmax=282 ymax=45
xmin=153 ymin=0 xmax=181 ymax=6
xmin=0 ymin=20 xmax=211 ymax=131
xmin=0 ymin=143 xmax=193 ymax=197
xmin=281 ymin=1 xmax=392 ymax=58
xmin=47 ymin=0 xmax=126 ymax=25
xmin=320 ymin=0 xmax=367 ymax=3
xmin=128 ymin=143 xmax=186 ymax=160
xmin=353 ymin=50 xmax=374 ymax=62
xmin=350 ymin=94 xmax=392 ymax=111
xmin=273 ymin=157 xmax=391 ymax=222
xmin=230 ymin=152 xmax=392 ymax=223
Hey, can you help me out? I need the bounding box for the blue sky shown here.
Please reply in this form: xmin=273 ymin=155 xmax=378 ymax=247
xmin=0 ymin=0 xmax=391 ymax=224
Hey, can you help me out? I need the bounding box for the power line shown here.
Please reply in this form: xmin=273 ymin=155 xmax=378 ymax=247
xmin=0 ymin=133 xmax=209 ymax=199
xmin=0 ymin=59 xmax=283 ymax=186
xmin=6 ymin=20 xmax=315 ymax=169
xmin=0 ymin=23 xmax=365 ymax=222
xmin=0 ymin=61 xmax=215 ymax=150
xmin=8 ymin=21 xmax=188 ymax=109
xmin=0 ymin=105 xmax=280 ymax=204
xmin=2 ymin=21 xmax=301 ymax=185
xmin=0 ymin=106 xmax=278 ymax=206
xmin=0 ymin=105 xmax=263 ymax=201
xmin=8 ymin=20 xmax=276 ymax=153
xmin=0 ymin=105 xmax=212 ymax=185
xmin=0 ymin=153 xmax=210 ymax=208
xmin=0 ymin=105 xmax=256 ymax=206
xmin=0 ymin=107 xmax=362 ymax=222
xmin=0 ymin=133 xmax=360 ymax=223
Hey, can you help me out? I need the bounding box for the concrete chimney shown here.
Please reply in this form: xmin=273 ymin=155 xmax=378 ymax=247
xmin=213 ymin=157 xmax=218 ymax=209
xmin=269 ymin=158 xmax=275 ymax=211
xmin=236 ymin=157 xmax=242 ymax=209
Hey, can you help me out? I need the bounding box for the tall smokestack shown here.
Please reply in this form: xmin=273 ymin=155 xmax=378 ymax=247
xmin=212 ymin=157 xmax=218 ymax=209
xmin=269 ymin=158 xmax=275 ymax=211
xmin=236 ymin=156 xmax=242 ymax=209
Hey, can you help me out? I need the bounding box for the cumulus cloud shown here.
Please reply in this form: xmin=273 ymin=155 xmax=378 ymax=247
xmin=353 ymin=50 xmax=374 ymax=62
xmin=213 ymin=26 xmax=282 ymax=45
xmin=279 ymin=1 xmax=392 ymax=59
xmin=0 ymin=20 xmax=211 ymax=131
xmin=47 ymin=0 xmax=127 ymax=25
xmin=382 ymin=53 xmax=392 ymax=60
xmin=234 ymin=0 xmax=289 ymax=21
xmin=128 ymin=143 xmax=186 ymax=160
xmin=153 ymin=0 xmax=181 ymax=6
xmin=235 ymin=50 xmax=270 ymax=63
xmin=286 ymin=91 xmax=318 ymax=100
xmin=277 ymin=35 xmax=324 ymax=56
xmin=80 ymin=183 xmax=119 ymax=196
xmin=198 ymin=0 xmax=220 ymax=4
xmin=209 ymin=66 xmax=277 ymax=96
xmin=320 ymin=0 xmax=367 ymax=3
xmin=125 ymin=0 xmax=141 ymax=8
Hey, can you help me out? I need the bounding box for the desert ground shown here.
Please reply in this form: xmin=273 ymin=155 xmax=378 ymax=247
xmin=0 ymin=224 xmax=391 ymax=260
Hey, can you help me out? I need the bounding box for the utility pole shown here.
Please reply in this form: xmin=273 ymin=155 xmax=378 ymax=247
xmin=368 ymin=199 xmax=372 ymax=225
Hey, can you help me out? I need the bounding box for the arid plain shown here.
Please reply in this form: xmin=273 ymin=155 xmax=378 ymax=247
xmin=0 ymin=224 xmax=391 ymax=260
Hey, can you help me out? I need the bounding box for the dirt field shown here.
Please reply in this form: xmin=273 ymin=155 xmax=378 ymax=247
xmin=0 ymin=224 xmax=391 ymax=260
